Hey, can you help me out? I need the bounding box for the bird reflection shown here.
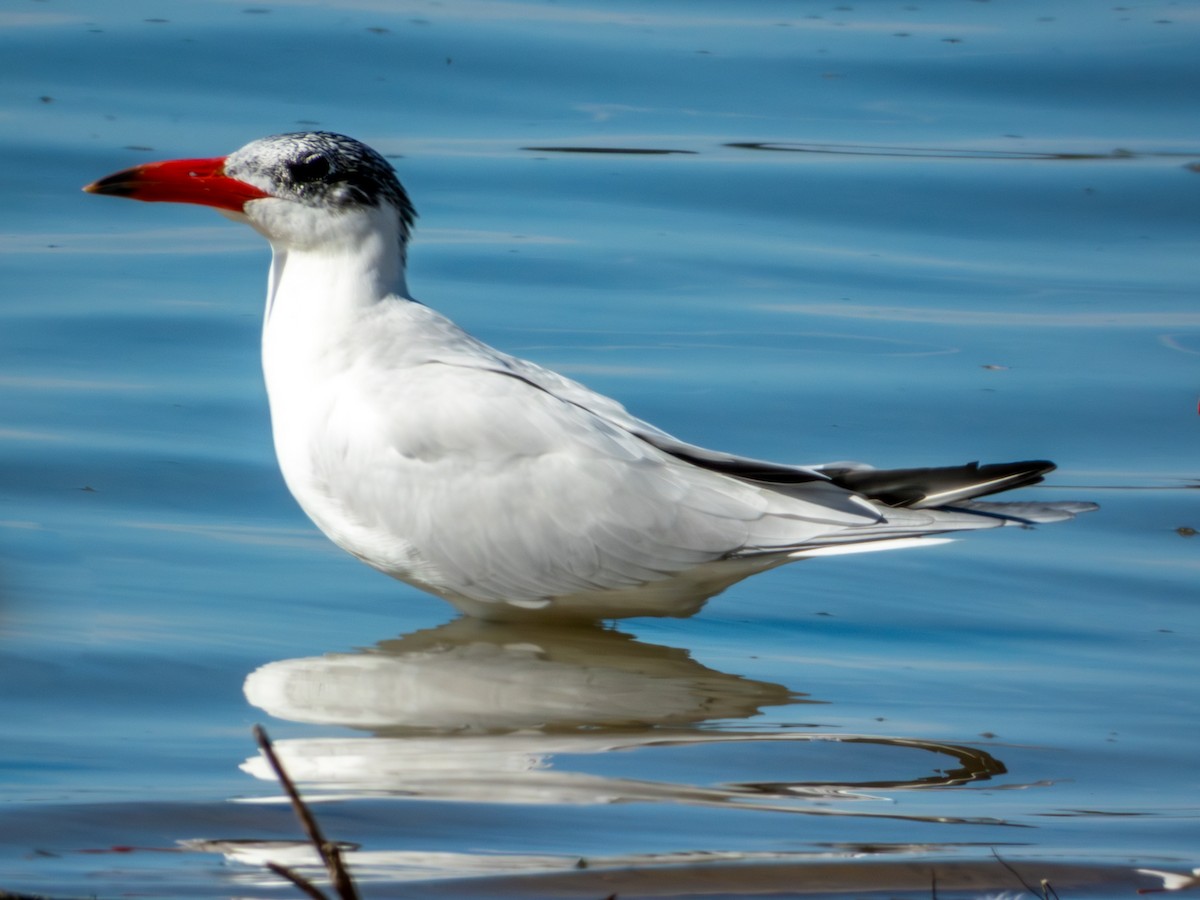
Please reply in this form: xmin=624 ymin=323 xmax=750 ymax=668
xmin=241 ymin=618 xmax=1007 ymax=814
xmin=245 ymin=616 xmax=796 ymax=733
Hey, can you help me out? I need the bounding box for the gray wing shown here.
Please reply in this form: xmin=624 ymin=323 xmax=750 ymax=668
xmin=315 ymin=359 xmax=882 ymax=605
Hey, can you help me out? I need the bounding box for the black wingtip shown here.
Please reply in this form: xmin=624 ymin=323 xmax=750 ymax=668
xmin=828 ymin=459 xmax=1058 ymax=508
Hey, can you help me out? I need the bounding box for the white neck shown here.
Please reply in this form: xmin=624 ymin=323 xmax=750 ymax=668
xmin=263 ymin=202 xmax=408 ymax=312
xmin=257 ymin=201 xmax=411 ymax=401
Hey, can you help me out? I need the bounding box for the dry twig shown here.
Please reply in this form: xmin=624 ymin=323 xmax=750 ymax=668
xmin=253 ymin=724 xmax=361 ymax=900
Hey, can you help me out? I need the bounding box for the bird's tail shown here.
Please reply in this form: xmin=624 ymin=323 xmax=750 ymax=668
xmin=817 ymin=459 xmax=1058 ymax=508
xmin=778 ymin=459 xmax=1096 ymax=558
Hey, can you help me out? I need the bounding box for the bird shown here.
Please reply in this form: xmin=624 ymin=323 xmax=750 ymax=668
xmin=84 ymin=131 xmax=1094 ymax=621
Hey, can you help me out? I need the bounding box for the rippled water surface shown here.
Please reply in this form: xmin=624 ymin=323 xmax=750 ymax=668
xmin=2 ymin=1 xmax=1198 ymax=897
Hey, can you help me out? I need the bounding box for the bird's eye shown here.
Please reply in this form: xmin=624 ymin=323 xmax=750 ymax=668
xmin=287 ymin=154 xmax=332 ymax=184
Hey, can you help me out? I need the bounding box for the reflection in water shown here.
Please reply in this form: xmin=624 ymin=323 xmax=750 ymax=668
xmin=245 ymin=617 xmax=795 ymax=732
xmin=185 ymin=841 xmax=1138 ymax=896
xmin=216 ymin=620 xmax=1022 ymax=883
xmin=241 ymin=619 xmax=1007 ymax=814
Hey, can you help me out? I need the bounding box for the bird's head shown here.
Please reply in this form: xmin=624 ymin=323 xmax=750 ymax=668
xmin=85 ymin=131 xmax=417 ymax=255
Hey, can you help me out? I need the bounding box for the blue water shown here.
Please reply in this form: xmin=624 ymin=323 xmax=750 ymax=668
xmin=2 ymin=1 xmax=1198 ymax=897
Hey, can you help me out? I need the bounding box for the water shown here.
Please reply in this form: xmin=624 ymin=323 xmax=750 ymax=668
xmin=2 ymin=1 xmax=1198 ymax=897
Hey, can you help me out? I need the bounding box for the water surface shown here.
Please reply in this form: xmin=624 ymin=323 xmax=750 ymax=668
xmin=1 ymin=1 xmax=1198 ymax=897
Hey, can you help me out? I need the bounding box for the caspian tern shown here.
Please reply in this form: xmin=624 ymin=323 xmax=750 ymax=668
xmin=85 ymin=132 xmax=1093 ymax=621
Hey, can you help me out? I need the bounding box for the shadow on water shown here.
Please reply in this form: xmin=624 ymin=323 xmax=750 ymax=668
xmin=724 ymin=142 xmax=1200 ymax=162
xmin=522 ymin=146 xmax=697 ymax=155
xmin=520 ymin=141 xmax=1200 ymax=163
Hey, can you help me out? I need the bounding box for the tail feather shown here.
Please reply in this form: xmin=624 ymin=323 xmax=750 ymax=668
xmin=762 ymin=461 xmax=1096 ymax=558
